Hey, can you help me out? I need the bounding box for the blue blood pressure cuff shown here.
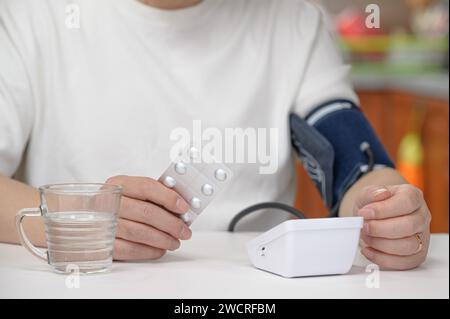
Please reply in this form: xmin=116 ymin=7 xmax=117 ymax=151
xmin=290 ymin=100 xmax=395 ymax=216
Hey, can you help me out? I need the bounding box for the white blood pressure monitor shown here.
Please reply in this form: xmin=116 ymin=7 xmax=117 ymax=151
xmin=246 ymin=217 xmax=363 ymax=278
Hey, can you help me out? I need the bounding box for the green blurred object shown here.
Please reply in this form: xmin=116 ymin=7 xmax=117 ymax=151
xmin=339 ymin=35 xmax=449 ymax=75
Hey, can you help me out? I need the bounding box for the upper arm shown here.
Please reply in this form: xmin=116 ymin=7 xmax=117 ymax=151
xmin=0 ymin=2 xmax=34 ymax=176
xmin=289 ymin=3 xmax=394 ymax=214
xmin=293 ymin=4 xmax=358 ymax=117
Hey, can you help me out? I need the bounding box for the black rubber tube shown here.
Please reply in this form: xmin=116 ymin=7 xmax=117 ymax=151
xmin=228 ymin=202 xmax=306 ymax=232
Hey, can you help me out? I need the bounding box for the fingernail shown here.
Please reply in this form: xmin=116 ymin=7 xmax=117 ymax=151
xmin=176 ymin=198 xmax=190 ymax=213
xmin=358 ymin=208 xmax=375 ymax=219
xmin=360 ymin=236 xmax=370 ymax=248
xmin=363 ymin=222 xmax=370 ymax=235
xmin=363 ymin=248 xmax=375 ymax=260
xmin=170 ymin=240 xmax=181 ymax=251
xmin=373 ymin=187 xmax=389 ymax=198
xmin=180 ymin=226 xmax=192 ymax=240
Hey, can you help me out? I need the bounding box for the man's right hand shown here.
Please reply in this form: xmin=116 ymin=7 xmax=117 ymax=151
xmin=106 ymin=175 xmax=192 ymax=261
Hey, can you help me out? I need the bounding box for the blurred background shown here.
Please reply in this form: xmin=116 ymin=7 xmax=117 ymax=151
xmin=295 ymin=0 xmax=449 ymax=233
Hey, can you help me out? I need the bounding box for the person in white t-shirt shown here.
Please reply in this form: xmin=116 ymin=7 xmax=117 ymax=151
xmin=0 ymin=0 xmax=431 ymax=270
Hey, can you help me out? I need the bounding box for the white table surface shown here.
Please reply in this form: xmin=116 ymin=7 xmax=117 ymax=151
xmin=0 ymin=232 xmax=448 ymax=299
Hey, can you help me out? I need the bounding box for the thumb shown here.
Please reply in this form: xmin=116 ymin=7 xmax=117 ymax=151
xmin=355 ymin=185 xmax=394 ymax=210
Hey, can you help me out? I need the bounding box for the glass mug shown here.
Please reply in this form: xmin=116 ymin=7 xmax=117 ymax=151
xmin=16 ymin=183 xmax=122 ymax=274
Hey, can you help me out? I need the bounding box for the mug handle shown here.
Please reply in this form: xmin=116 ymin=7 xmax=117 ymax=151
xmin=15 ymin=208 xmax=48 ymax=262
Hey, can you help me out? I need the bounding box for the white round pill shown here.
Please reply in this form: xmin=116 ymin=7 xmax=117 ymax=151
xmin=190 ymin=197 xmax=202 ymax=209
xmin=174 ymin=162 xmax=187 ymax=175
xmin=214 ymin=169 xmax=227 ymax=181
xmin=201 ymin=184 xmax=214 ymax=196
xmin=163 ymin=176 xmax=176 ymax=188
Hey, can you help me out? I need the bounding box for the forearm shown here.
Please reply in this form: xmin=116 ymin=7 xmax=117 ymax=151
xmin=339 ymin=168 xmax=407 ymax=217
xmin=0 ymin=174 xmax=44 ymax=246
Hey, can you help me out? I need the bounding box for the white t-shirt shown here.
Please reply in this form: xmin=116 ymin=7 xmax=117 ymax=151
xmin=0 ymin=0 xmax=357 ymax=231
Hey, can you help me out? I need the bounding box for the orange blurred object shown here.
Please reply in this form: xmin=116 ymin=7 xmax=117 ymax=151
xmin=398 ymin=162 xmax=425 ymax=190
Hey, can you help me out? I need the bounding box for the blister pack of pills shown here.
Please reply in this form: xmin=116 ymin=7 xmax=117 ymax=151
xmin=158 ymin=148 xmax=233 ymax=225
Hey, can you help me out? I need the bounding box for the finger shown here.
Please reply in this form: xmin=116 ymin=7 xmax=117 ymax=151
xmin=358 ymin=184 xmax=424 ymax=220
xmin=355 ymin=185 xmax=394 ymax=210
xmin=363 ymin=209 xmax=429 ymax=239
xmin=116 ymin=218 xmax=181 ymax=251
xmin=106 ymin=175 xmax=190 ymax=214
xmin=113 ymin=238 xmax=166 ymax=261
xmin=361 ymin=247 xmax=427 ymax=270
xmin=120 ymin=197 xmax=192 ymax=240
xmin=361 ymin=234 xmax=423 ymax=256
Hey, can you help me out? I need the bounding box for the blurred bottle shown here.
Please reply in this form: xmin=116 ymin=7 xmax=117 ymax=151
xmin=397 ymin=107 xmax=426 ymax=190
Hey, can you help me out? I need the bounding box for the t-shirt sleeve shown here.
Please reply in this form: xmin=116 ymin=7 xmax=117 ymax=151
xmin=0 ymin=4 xmax=34 ymax=177
xmin=293 ymin=4 xmax=359 ymax=117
